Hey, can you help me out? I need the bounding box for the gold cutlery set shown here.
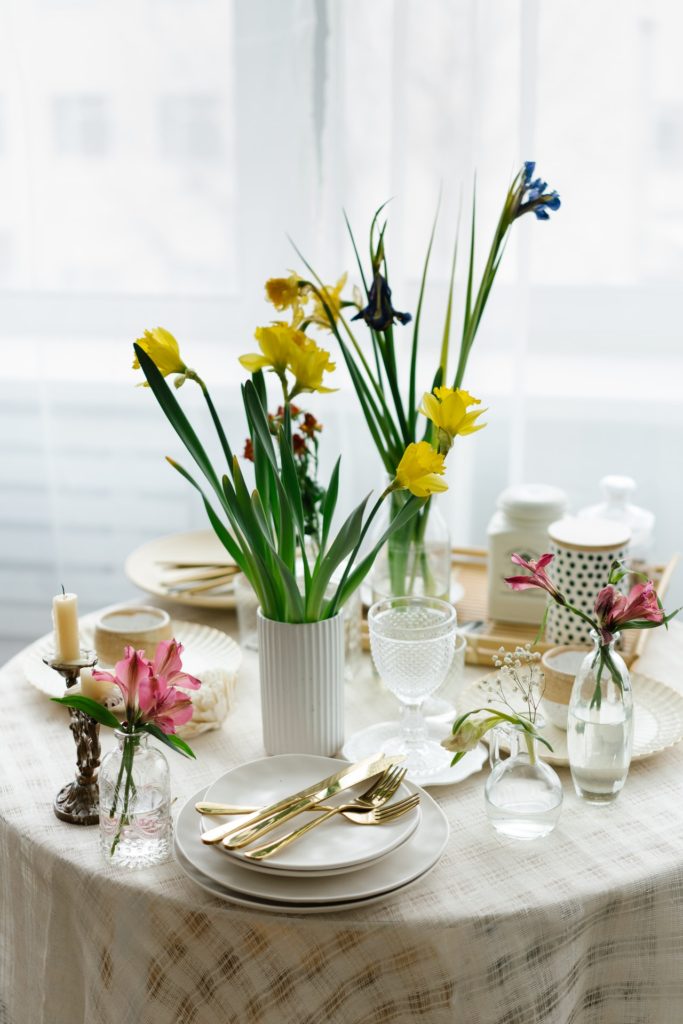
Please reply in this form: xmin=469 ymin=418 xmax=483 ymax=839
xmin=158 ymin=560 xmax=240 ymax=597
xmin=195 ymin=753 xmax=419 ymax=862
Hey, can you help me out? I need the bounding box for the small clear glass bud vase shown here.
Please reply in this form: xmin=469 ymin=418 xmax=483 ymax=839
xmin=484 ymin=725 xmax=563 ymax=840
xmin=566 ymin=630 xmax=633 ymax=803
xmin=99 ymin=729 xmax=172 ymax=869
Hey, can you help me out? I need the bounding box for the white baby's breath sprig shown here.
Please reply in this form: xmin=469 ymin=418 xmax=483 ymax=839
xmin=483 ymin=642 xmax=544 ymax=724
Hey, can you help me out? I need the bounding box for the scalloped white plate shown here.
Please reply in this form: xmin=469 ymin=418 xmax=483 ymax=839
xmin=458 ymin=671 xmax=683 ymax=766
xmin=21 ymin=613 xmax=241 ymax=705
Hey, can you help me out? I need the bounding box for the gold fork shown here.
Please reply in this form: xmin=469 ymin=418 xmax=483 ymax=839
xmin=244 ymin=791 xmax=418 ymax=862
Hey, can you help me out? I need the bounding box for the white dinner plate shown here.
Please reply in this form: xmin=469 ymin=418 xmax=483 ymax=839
xmin=458 ymin=671 xmax=683 ymax=766
xmin=342 ymin=721 xmax=487 ymax=787
xmin=126 ymin=529 xmax=237 ymax=609
xmin=174 ymin=841 xmax=437 ymax=916
xmin=201 ymin=755 xmax=420 ymax=876
xmin=21 ymin=613 xmax=241 ymax=710
xmin=175 ymin=780 xmax=448 ymax=909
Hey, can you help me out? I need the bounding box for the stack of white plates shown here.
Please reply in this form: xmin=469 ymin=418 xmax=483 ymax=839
xmin=174 ymin=754 xmax=450 ymax=914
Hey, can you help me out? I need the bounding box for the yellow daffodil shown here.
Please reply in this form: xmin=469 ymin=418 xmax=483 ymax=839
xmin=239 ymin=323 xmax=301 ymax=376
xmin=420 ymin=386 xmax=487 ymax=453
xmin=133 ymin=327 xmax=187 ymax=385
xmin=394 ymin=441 xmax=448 ymax=498
xmin=308 ymin=273 xmax=348 ymax=329
xmin=264 ymin=273 xmax=305 ymax=325
xmin=288 ymin=334 xmax=337 ymax=395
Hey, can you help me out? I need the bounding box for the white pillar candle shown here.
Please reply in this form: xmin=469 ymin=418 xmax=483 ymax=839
xmin=52 ymin=591 xmax=80 ymax=662
xmin=80 ymin=669 xmax=118 ymax=705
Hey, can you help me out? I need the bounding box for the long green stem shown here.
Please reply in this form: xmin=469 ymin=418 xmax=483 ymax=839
xmin=110 ymin=733 xmax=139 ymax=856
xmin=328 ymin=487 xmax=394 ymax=615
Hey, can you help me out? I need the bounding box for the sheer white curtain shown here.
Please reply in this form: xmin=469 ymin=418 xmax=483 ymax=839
xmin=1 ymin=0 xmax=681 ymax=661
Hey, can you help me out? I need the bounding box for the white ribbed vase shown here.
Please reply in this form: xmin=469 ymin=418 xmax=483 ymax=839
xmin=257 ymin=609 xmax=345 ymax=756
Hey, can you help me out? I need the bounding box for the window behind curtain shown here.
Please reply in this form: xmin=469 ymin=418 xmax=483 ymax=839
xmin=1 ymin=0 xmax=682 ymax=664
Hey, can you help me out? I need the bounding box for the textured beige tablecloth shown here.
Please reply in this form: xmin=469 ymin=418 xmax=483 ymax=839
xmin=2 ymin=604 xmax=683 ymax=1024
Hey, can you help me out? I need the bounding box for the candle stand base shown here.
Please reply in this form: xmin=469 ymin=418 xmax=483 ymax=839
xmin=54 ymin=781 xmax=100 ymax=826
xmin=44 ymin=651 xmax=101 ymax=826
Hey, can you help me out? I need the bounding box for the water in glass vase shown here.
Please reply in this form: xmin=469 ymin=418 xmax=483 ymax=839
xmin=566 ymin=631 xmax=633 ymax=803
xmin=484 ymin=729 xmax=563 ymax=840
xmin=99 ymin=787 xmax=172 ymax=869
xmin=567 ymin=702 xmax=633 ymax=802
xmin=99 ymin=729 xmax=173 ymax=869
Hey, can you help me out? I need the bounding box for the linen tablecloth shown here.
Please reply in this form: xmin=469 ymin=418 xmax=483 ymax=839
xmin=2 ymin=604 xmax=683 ymax=1024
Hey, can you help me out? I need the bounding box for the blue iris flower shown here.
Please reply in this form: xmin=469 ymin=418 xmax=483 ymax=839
xmin=352 ymin=272 xmax=412 ymax=332
xmin=516 ymin=162 xmax=561 ymax=221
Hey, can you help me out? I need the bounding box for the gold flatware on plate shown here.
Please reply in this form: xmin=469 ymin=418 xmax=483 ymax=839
xmin=161 ymin=563 xmax=239 ymax=596
xmin=200 ymin=752 xmax=403 ymax=847
xmin=198 ymin=766 xmax=406 ymax=818
xmin=245 ymin=776 xmax=417 ymax=862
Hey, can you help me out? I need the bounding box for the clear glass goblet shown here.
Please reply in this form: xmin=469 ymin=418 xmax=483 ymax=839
xmin=368 ymin=595 xmax=457 ymax=779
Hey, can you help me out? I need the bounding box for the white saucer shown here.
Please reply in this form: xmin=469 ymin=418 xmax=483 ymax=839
xmin=201 ymin=755 xmax=420 ymax=876
xmin=342 ymin=721 xmax=487 ymax=786
xmin=458 ymin=671 xmax=683 ymax=766
xmin=175 ymin=781 xmax=448 ymax=908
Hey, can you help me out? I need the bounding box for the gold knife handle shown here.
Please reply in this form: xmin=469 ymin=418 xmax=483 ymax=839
xmin=197 ymin=801 xmax=342 ymax=816
xmin=200 ymin=794 xmax=312 ymax=845
xmin=245 ymin=806 xmax=338 ymax=860
xmin=221 ymin=796 xmax=315 ymax=849
xmin=195 ymin=801 xmax=260 ymax=815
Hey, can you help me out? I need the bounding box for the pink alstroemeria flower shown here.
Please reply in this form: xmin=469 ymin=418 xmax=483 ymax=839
xmin=151 ymin=639 xmax=201 ymax=691
xmin=504 ymin=553 xmax=563 ymax=602
xmin=92 ymin=645 xmax=152 ymax=715
xmin=138 ymin=673 xmax=194 ymax=734
xmin=594 ymin=581 xmax=663 ymax=639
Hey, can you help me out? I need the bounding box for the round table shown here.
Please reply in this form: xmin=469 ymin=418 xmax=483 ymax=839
xmin=2 ymin=606 xmax=683 ymax=1024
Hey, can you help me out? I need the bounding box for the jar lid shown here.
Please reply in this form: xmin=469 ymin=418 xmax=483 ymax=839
xmin=600 ymin=474 xmax=636 ymax=503
xmin=548 ymin=515 xmax=631 ymax=551
xmin=498 ymin=483 xmax=568 ymax=521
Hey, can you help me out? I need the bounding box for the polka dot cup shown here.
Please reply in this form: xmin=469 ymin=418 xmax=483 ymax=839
xmin=546 ymin=517 xmax=631 ymax=645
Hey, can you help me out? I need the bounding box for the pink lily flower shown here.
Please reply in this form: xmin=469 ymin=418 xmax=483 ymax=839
xmin=594 ymin=581 xmax=663 ymax=636
xmin=151 ymin=639 xmax=201 ymax=691
xmin=138 ymin=673 xmax=194 ymax=734
xmin=504 ymin=553 xmax=563 ymax=602
xmin=92 ymin=646 xmax=152 ymax=715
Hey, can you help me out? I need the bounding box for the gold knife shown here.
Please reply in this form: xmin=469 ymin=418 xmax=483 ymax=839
xmin=199 ymin=752 xmax=402 ymax=846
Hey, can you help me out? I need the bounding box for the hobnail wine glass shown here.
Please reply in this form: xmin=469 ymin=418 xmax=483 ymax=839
xmin=368 ymin=596 xmax=457 ymax=779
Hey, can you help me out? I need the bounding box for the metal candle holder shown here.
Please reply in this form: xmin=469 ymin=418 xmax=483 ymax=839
xmin=44 ymin=650 xmax=101 ymax=825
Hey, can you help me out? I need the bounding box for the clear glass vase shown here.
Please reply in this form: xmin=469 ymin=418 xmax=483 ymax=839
xmin=484 ymin=725 xmax=563 ymax=839
xmin=567 ymin=631 xmax=633 ymax=803
xmin=99 ymin=729 xmax=172 ymax=869
xmin=370 ymin=492 xmax=451 ymax=601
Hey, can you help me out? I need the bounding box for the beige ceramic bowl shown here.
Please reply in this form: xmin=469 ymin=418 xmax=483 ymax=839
xmin=94 ymin=605 xmax=173 ymax=666
xmin=541 ymin=645 xmax=590 ymax=729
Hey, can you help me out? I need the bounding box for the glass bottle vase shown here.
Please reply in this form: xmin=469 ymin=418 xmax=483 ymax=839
xmin=370 ymin=491 xmax=451 ymax=601
xmin=566 ymin=631 xmax=633 ymax=803
xmin=484 ymin=725 xmax=563 ymax=839
xmin=99 ymin=729 xmax=172 ymax=869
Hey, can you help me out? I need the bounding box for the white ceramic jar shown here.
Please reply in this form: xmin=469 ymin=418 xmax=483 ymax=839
xmin=487 ymin=484 xmax=568 ymax=624
xmin=578 ymin=475 xmax=654 ymax=564
xmin=545 ymin=517 xmax=631 ymax=645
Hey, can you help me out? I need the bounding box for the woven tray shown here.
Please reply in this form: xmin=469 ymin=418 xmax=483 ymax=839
xmin=362 ymin=547 xmax=679 ymax=668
